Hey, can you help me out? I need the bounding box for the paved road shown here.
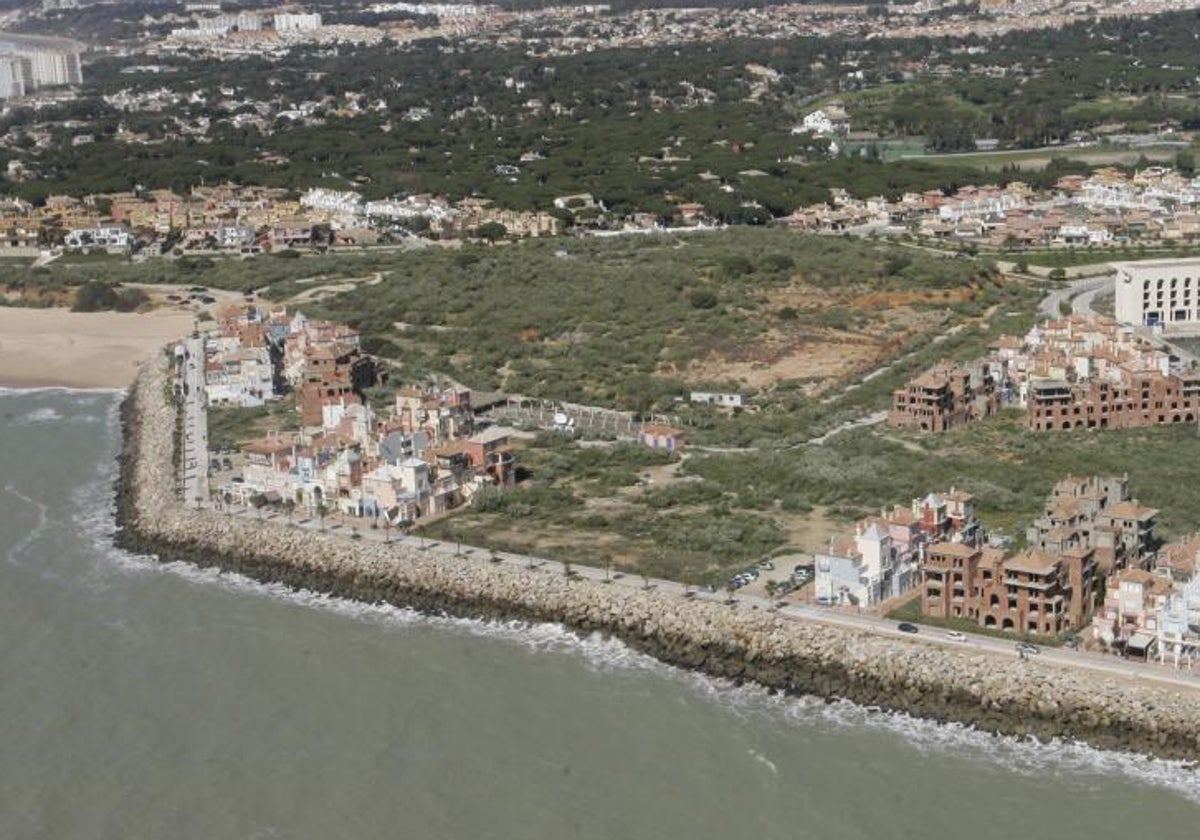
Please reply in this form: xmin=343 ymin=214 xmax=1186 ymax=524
xmin=1038 ymin=275 xmax=1113 ymax=319
xmin=179 ymin=354 xmax=1197 ymax=692
xmin=180 ymin=333 xmax=209 ymax=508
xmin=220 ymin=504 xmax=1200 ymax=692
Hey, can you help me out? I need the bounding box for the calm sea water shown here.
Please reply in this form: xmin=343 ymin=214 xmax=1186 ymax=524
xmin=2 ymin=388 xmax=1199 ymax=840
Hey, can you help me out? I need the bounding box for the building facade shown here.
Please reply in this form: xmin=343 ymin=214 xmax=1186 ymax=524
xmin=922 ymin=543 xmax=1099 ymax=635
xmin=1113 ymin=257 xmax=1200 ymax=329
xmin=890 ymin=359 xmax=1005 ymax=432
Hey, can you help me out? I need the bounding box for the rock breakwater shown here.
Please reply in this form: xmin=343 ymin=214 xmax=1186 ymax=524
xmin=115 ymin=361 xmax=1200 ymax=762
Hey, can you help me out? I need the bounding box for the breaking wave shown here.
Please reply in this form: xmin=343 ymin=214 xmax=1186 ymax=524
xmin=64 ymin=392 xmax=1200 ymax=808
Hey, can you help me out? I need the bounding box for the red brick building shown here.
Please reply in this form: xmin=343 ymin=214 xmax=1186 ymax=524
xmin=922 ymin=543 xmax=1099 ymax=635
xmin=1027 ymin=369 xmax=1200 ymax=431
xmin=890 ymin=360 xmax=1005 ymax=433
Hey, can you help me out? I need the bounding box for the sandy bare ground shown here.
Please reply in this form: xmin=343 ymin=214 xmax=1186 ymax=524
xmin=0 ymin=307 xmax=194 ymax=389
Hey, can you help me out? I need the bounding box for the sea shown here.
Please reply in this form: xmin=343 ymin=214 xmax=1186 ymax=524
xmin=2 ymin=387 xmax=1199 ymax=839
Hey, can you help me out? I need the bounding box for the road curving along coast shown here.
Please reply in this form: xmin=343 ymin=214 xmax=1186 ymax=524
xmin=115 ymin=357 xmax=1200 ymax=763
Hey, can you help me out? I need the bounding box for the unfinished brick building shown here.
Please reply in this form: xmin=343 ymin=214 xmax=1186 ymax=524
xmin=889 ymin=360 xmax=1004 ymax=432
xmin=1026 ymin=368 xmax=1200 ymax=431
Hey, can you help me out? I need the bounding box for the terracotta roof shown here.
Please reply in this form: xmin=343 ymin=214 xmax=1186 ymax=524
xmin=1157 ymin=536 xmax=1200 ymax=574
xmin=1003 ymin=548 xmax=1060 ymax=575
xmin=1102 ymin=501 xmax=1158 ymax=521
xmin=930 ymin=542 xmax=977 ymax=558
xmin=1116 ymin=568 xmax=1158 ymax=586
xmin=432 ymin=441 xmax=468 ymax=457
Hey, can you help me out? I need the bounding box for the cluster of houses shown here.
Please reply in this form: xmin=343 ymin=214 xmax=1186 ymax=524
xmin=815 ymin=487 xmax=980 ymax=608
xmin=0 ymin=186 xmax=315 ymax=255
xmin=0 ymin=184 xmax=587 ymax=256
xmin=202 ymin=304 xmax=376 ymax=423
xmin=15 ymin=165 xmax=1200 ymax=257
xmin=204 ymin=305 xmax=516 ymax=527
xmin=782 ymin=167 xmax=1200 ymax=248
xmin=891 ymin=313 xmax=1200 ymax=433
xmin=300 ymin=189 xmax=563 ymax=240
xmin=815 ymin=475 xmax=1200 ymax=666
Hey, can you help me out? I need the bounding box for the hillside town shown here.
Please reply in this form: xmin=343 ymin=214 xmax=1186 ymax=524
xmin=195 ymin=304 xmax=516 ymax=528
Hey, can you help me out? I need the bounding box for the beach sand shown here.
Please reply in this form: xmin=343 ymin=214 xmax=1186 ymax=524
xmin=0 ymin=307 xmax=195 ymax=389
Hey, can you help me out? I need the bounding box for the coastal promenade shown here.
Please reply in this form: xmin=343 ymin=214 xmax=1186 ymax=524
xmin=179 ymin=334 xmax=208 ymax=508
xmin=173 ymin=341 xmax=1198 ymax=693
xmin=118 ymin=357 xmax=1200 ymax=761
xmin=218 ymin=506 xmax=1200 ymax=692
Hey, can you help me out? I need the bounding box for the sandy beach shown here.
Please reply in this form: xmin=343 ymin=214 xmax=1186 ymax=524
xmin=0 ymin=307 xmax=195 ymax=389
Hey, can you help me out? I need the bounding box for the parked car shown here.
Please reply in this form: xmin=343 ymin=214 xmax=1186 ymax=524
xmin=897 ymin=623 xmax=919 ymax=634
xmin=944 ymin=631 xmax=967 ymax=642
xmin=1015 ymin=641 xmax=1041 ymax=655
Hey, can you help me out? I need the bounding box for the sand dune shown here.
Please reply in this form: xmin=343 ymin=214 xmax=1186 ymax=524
xmin=0 ymin=307 xmax=195 ymax=389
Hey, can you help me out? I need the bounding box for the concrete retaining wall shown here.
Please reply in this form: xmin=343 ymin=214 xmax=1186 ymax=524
xmin=115 ymin=359 xmax=1200 ymax=762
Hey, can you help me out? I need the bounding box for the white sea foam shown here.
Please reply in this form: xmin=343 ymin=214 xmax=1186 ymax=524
xmin=22 ymin=407 xmax=62 ymax=423
xmin=65 ymin=398 xmax=1200 ymax=807
xmin=0 ymin=385 xmax=124 ymax=397
xmin=748 ymin=749 xmax=779 ymax=776
xmin=3 ymin=483 xmax=51 ymax=566
xmin=92 ymin=530 xmax=1200 ymax=804
xmin=676 ymin=668 xmax=1200 ymax=804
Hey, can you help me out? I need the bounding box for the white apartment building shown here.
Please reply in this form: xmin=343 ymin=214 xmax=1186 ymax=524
xmin=0 ymin=57 xmax=32 ymax=98
xmin=274 ymin=12 xmax=322 ymax=31
xmin=64 ymin=226 xmax=133 ymax=251
xmin=1113 ymin=258 xmax=1200 ymax=329
xmin=27 ymin=50 xmax=82 ymax=87
xmin=0 ymin=48 xmax=80 ymax=95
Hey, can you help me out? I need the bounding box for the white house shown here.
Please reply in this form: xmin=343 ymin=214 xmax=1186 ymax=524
xmin=814 ymin=521 xmax=902 ymax=607
xmin=793 ymin=105 xmax=850 ymax=137
xmin=690 ymin=391 xmax=746 ymax=408
xmin=64 ymin=226 xmax=133 ymax=252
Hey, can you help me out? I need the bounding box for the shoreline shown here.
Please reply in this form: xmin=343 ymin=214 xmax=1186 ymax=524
xmin=0 ymin=307 xmax=194 ymax=390
xmin=0 ymin=376 xmax=129 ymax=391
xmin=113 ymin=357 xmax=1200 ymax=763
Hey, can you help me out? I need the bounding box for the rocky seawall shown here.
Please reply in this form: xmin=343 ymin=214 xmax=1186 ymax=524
xmin=115 ymin=360 xmax=1200 ymax=763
